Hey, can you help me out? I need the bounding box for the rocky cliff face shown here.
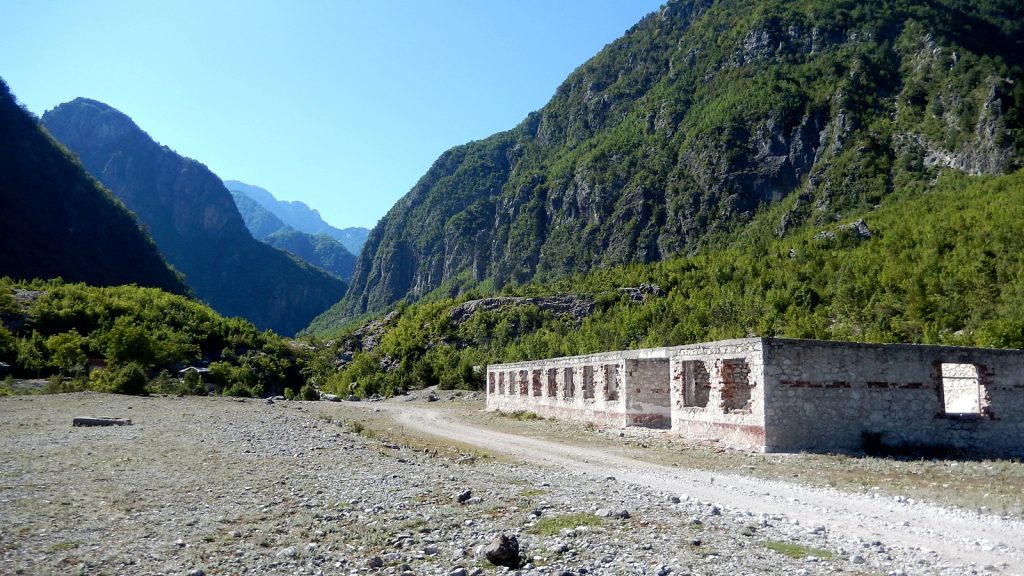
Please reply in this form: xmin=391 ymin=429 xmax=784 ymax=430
xmin=41 ymin=99 xmax=347 ymax=335
xmin=0 ymin=79 xmax=186 ymax=293
xmin=330 ymin=0 xmax=1023 ymax=327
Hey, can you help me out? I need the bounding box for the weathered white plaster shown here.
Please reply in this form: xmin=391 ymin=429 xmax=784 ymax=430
xmin=486 ymin=337 xmax=1024 ymax=455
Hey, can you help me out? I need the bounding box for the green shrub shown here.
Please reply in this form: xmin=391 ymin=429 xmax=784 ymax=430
xmin=90 ymin=363 xmax=148 ymax=395
xmin=283 ymin=387 xmax=296 ymax=400
xmin=223 ymin=382 xmax=254 ymax=398
xmin=299 ymin=383 xmax=319 ymax=401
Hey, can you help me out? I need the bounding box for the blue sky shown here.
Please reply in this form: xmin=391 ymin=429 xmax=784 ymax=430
xmin=1 ymin=0 xmax=663 ymax=229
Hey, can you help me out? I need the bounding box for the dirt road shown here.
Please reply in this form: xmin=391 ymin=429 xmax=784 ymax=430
xmin=382 ymin=403 xmax=1024 ymax=573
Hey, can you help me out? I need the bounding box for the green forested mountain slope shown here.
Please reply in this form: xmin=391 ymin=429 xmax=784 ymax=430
xmin=41 ymin=99 xmax=347 ymax=336
xmin=264 ymin=229 xmax=357 ymax=282
xmin=230 ymin=189 xmax=357 ymax=280
xmin=328 ymin=0 xmax=1024 ymax=329
xmin=0 ymin=79 xmax=186 ymax=294
xmin=307 ymin=168 xmax=1024 ymax=396
xmin=230 ymin=190 xmax=289 ymax=240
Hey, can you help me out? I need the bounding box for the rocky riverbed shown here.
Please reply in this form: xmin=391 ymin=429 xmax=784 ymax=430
xmin=0 ymin=392 xmax=1013 ymax=575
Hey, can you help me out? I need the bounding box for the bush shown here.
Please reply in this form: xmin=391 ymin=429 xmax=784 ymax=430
xmin=91 ymin=362 xmax=148 ymax=395
xmin=283 ymin=387 xmax=296 ymax=400
xmin=223 ymin=382 xmax=254 ymax=398
xmin=299 ymin=383 xmax=319 ymax=401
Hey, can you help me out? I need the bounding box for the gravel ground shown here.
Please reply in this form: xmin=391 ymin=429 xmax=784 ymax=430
xmin=0 ymin=392 xmax=1018 ymax=575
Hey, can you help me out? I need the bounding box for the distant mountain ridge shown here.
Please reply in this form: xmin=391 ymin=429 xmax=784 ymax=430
xmin=0 ymin=78 xmax=186 ymax=294
xmin=327 ymin=0 xmax=1024 ymax=327
xmin=41 ymin=98 xmax=347 ymax=335
xmin=224 ymin=180 xmax=369 ymax=255
xmin=229 ymin=189 xmax=357 ymax=281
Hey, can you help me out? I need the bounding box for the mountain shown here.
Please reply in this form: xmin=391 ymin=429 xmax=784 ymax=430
xmin=0 ymin=78 xmax=186 ymax=294
xmin=230 ymin=190 xmax=289 ymax=240
xmin=307 ymin=167 xmax=1024 ymax=397
xmin=264 ymin=229 xmax=357 ymax=281
xmin=223 ymin=180 xmax=369 ymax=255
xmin=229 ymin=189 xmax=357 ymax=280
xmin=330 ymin=0 xmax=1024 ymax=327
xmin=41 ymin=98 xmax=347 ymax=335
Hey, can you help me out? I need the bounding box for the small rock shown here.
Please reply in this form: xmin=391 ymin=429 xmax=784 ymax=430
xmin=449 ymin=568 xmax=469 ymax=576
xmin=277 ymin=546 xmax=297 ymax=558
xmin=707 ymin=504 xmax=721 ymax=516
xmin=483 ymin=534 xmax=520 ymax=568
xmin=367 ymin=555 xmax=384 ymax=568
xmin=456 ymin=489 xmax=472 ymax=503
xmin=188 ymin=570 xmax=205 ymax=576
xmin=175 ymin=538 xmax=186 ymax=548
xmin=850 ymin=555 xmax=866 ymax=564
xmin=595 ymin=508 xmax=612 ymax=518
xmin=382 ymin=552 xmax=401 ymax=562
xmin=549 ymin=543 xmax=570 ymax=554
xmin=424 ymin=544 xmax=439 ymax=555
xmin=613 ymin=509 xmax=630 ymax=519
xmin=655 ymin=565 xmax=672 ymax=576
xmin=689 ymin=538 xmax=702 ymax=546
xmin=668 ymin=495 xmax=681 ymax=504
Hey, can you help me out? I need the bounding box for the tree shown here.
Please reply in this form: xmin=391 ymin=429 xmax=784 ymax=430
xmin=104 ymin=317 xmax=155 ymax=367
xmin=46 ymin=328 xmax=87 ymax=375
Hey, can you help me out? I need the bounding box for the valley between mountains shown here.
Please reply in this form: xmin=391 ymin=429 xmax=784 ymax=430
xmin=3 ymin=392 xmax=1023 ymax=576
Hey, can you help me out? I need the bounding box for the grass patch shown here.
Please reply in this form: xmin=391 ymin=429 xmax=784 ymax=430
xmin=529 ymin=513 xmax=602 ymax=536
xmin=763 ymin=540 xmax=834 ymax=559
xmin=495 ymin=410 xmax=542 ymax=421
xmin=519 ymin=488 xmax=546 ymax=498
xmin=47 ymin=541 xmax=79 ymax=552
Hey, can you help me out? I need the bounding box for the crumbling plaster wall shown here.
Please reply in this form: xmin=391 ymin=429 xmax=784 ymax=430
xmin=668 ymin=339 xmax=767 ymax=450
xmin=487 ymin=352 xmax=633 ymax=428
xmin=486 ymin=337 xmax=1024 ymax=456
xmin=761 ymin=339 xmax=1024 ymax=455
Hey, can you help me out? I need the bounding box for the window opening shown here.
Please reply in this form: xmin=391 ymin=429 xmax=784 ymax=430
xmin=563 ymin=367 xmax=575 ymax=398
xmin=604 ymin=364 xmax=619 ymax=401
xmin=940 ymin=363 xmax=987 ymax=415
xmin=720 ymin=359 xmax=753 ymax=412
xmin=681 ymin=361 xmax=711 ymax=408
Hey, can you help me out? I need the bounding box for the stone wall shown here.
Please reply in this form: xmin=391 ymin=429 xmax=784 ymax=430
xmin=761 ymin=339 xmax=1024 ymax=455
xmin=486 ymin=352 xmax=633 ymax=428
xmin=668 ymin=339 xmax=766 ymax=450
xmin=623 ymin=358 xmax=671 ymax=427
xmin=486 ymin=337 xmax=1024 ymax=456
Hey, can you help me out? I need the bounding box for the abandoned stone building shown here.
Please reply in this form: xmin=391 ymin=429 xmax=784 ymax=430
xmin=485 ymin=337 xmax=1024 ymax=455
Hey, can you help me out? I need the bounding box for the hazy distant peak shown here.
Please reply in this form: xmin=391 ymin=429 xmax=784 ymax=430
xmin=224 ymin=179 xmax=369 ymax=254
